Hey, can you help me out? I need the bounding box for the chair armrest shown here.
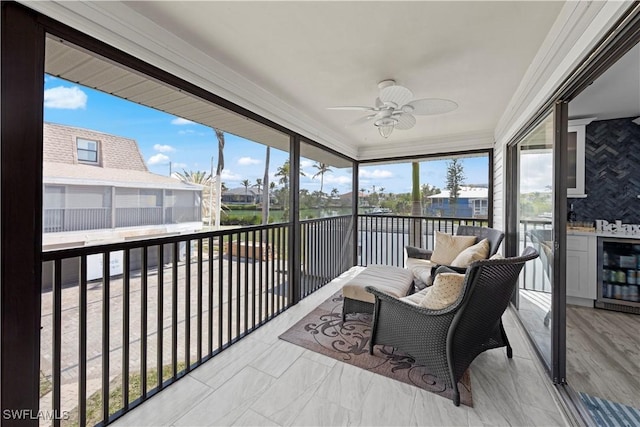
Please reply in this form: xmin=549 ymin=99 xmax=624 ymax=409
xmin=404 ymin=245 xmax=433 ymax=260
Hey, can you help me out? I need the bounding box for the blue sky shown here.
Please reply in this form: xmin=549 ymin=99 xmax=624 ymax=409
xmin=43 ymin=75 xmax=488 ymax=194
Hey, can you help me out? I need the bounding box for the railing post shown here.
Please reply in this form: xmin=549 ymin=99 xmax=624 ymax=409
xmin=352 ymin=163 xmax=359 ymax=267
xmin=1 ymin=4 xmax=44 ymax=425
xmin=289 ymin=135 xmax=301 ymax=305
xmin=111 ymin=186 xmax=116 ymax=228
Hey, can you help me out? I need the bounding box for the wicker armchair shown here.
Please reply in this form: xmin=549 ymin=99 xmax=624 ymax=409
xmin=405 ymin=226 xmax=505 ymax=286
xmin=366 ymin=247 xmax=539 ymax=406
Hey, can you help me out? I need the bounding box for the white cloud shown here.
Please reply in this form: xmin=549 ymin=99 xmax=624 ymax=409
xmin=300 ymin=160 xmax=314 ymax=168
xmin=153 ymin=144 xmax=175 ymax=153
xmin=44 ymin=86 xmax=87 ymax=109
xmin=324 ymin=175 xmax=352 ymax=185
xmin=520 ymin=152 xmax=553 ymax=193
xmin=171 ymin=117 xmax=194 ymax=125
xmin=172 ymin=162 xmax=187 ymax=169
xmin=237 ymin=157 xmax=260 ymax=166
xmin=359 ymin=169 xmax=393 ymax=179
xmin=221 ymin=169 xmax=242 ymax=181
xmin=148 ymin=153 xmax=170 ymax=165
xmin=178 ymin=130 xmax=195 ymax=135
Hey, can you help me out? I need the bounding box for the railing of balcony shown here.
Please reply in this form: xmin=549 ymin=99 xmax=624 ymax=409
xmin=300 ymin=215 xmax=354 ymax=298
xmin=357 ymin=214 xmax=489 ymax=267
xmin=43 ymin=208 xmax=111 ymax=233
xmin=40 ymin=215 xmax=352 ymax=426
xmin=43 ymin=206 xmax=202 ymax=233
xmin=520 ymin=219 xmax=554 ymax=292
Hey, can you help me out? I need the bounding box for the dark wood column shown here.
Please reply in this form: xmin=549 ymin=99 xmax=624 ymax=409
xmin=1 ymin=3 xmax=45 ymax=425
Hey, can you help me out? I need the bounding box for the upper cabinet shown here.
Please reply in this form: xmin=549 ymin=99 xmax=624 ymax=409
xmin=567 ymin=118 xmax=595 ymax=197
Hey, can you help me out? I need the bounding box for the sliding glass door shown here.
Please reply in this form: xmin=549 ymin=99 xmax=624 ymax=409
xmin=508 ymin=103 xmax=567 ymax=383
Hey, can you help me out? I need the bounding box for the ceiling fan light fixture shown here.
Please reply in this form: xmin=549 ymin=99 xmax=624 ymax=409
xmin=374 ymin=117 xmax=397 ymax=138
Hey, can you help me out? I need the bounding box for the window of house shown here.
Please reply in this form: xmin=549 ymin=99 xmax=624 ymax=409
xmin=77 ymin=138 xmax=98 ymax=163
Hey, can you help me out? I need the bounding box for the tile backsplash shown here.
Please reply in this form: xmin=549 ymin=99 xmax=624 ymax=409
xmin=569 ymin=117 xmax=640 ymax=224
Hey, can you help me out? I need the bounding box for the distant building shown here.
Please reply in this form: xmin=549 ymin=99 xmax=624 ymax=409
xmin=339 ymin=191 xmax=369 ymax=207
xmin=222 ymin=187 xmax=260 ymax=204
xmin=221 ymin=187 xmax=276 ymax=205
xmin=42 ymin=122 xmax=203 ymax=250
xmin=427 ymin=186 xmax=488 ymax=218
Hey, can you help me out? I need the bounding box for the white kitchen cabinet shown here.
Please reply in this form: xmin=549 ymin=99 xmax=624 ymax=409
xmin=566 ymin=234 xmax=597 ymax=304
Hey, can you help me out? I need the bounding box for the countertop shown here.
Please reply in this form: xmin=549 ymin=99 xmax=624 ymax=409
xmin=567 ymin=229 xmax=640 ymax=239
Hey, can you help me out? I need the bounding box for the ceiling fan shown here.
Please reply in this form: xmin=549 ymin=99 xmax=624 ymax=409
xmin=328 ymin=79 xmax=458 ymax=138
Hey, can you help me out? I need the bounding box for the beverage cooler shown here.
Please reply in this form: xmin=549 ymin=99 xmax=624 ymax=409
xmin=597 ymin=237 xmax=640 ymax=314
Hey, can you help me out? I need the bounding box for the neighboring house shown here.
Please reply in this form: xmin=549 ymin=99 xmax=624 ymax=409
xmin=221 ymin=187 xmax=261 ymax=204
xmin=42 ymin=122 xmax=203 ymax=251
xmin=340 ymin=191 xmax=369 ymax=207
xmin=426 ymin=186 xmax=489 ymax=218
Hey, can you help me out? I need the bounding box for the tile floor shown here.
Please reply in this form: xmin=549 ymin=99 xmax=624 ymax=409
xmin=113 ymin=267 xmax=569 ymax=426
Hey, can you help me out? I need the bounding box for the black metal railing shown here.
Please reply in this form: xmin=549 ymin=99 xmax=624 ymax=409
xmin=40 ymin=215 xmax=352 ymax=426
xmin=357 ymin=214 xmax=489 ymax=267
xmin=520 ymin=219 xmax=553 ymax=292
xmin=300 ymin=215 xmax=354 ymax=298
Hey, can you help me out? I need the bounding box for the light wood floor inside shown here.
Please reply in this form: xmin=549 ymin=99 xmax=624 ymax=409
xmin=566 ymin=305 xmax=640 ymax=409
xmin=112 ymin=267 xmax=568 ymax=427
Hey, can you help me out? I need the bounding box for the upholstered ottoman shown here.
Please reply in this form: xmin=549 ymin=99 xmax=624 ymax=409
xmin=342 ymin=265 xmax=415 ymax=320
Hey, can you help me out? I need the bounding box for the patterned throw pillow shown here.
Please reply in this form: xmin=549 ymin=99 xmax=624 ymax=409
xmin=430 ymin=231 xmax=477 ymax=265
xmin=420 ymin=272 xmax=466 ymax=310
xmin=450 ymin=238 xmax=490 ymax=267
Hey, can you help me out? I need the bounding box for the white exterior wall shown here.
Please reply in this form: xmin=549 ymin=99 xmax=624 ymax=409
xmin=492 ymin=1 xmax=632 ymax=235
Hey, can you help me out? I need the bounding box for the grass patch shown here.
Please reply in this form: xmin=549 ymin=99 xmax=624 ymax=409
xmin=66 ymin=362 xmax=187 ymax=427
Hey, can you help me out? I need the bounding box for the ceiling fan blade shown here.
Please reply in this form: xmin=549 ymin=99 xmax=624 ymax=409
xmin=394 ymin=113 xmax=416 ymax=130
xmin=379 ymin=84 xmax=413 ymax=108
xmin=375 ymin=97 xmax=384 ymax=108
xmin=327 ymin=106 xmax=376 ymax=111
xmin=348 ymin=114 xmax=377 ymax=126
xmin=407 ymin=98 xmax=458 ymax=115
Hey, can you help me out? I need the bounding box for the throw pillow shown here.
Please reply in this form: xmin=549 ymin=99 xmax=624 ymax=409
xmin=420 ymin=272 xmax=466 ymax=310
xmin=490 ymin=253 xmax=504 ymax=260
xmin=430 ymin=231 xmax=477 ymax=265
xmin=450 ymin=238 xmax=490 ymax=267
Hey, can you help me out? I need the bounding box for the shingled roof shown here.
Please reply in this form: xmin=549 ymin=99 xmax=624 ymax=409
xmin=43 ymin=122 xmax=200 ymax=190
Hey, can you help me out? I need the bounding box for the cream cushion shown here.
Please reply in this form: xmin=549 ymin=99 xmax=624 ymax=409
xmin=401 ymin=286 xmax=430 ymax=306
xmin=405 ymin=257 xmax=436 ymax=287
xmin=420 ymin=272 xmax=466 ymax=310
xmin=430 ymin=232 xmax=477 ymax=265
xmin=490 ymin=253 xmax=504 ymax=260
xmin=450 ymin=238 xmax=490 ymax=267
xmin=342 ymin=265 xmax=415 ymax=304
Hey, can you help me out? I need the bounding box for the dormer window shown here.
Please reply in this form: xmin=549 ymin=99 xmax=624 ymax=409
xmin=77 ymin=138 xmax=98 ymax=163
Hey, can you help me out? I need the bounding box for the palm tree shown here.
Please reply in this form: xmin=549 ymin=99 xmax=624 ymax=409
xmin=214 ymin=128 xmax=225 ymax=230
xmin=173 ymin=169 xmax=211 ymax=184
xmin=241 ymin=179 xmax=251 ymax=203
xmin=275 ymin=160 xmax=290 ymax=188
xmin=253 ymin=178 xmax=263 ymax=193
xmin=312 ymin=162 xmax=333 ymax=193
xmin=174 ymin=169 xmax=213 ymax=224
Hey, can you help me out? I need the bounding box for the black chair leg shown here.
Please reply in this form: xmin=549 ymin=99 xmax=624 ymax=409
xmin=452 ymin=384 xmax=460 ymax=407
xmin=499 ymin=320 xmax=513 ymax=359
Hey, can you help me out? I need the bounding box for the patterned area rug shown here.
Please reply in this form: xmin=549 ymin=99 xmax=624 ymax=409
xmin=579 ymin=392 xmax=640 ymax=427
xmin=279 ymin=291 xmax=473 ymax=406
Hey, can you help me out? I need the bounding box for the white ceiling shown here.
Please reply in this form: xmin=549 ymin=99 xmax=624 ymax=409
xmin=119 ymin=1 xmax=564 ymax=158
xmin=569 ymin=43 xmax=640 ymax=121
